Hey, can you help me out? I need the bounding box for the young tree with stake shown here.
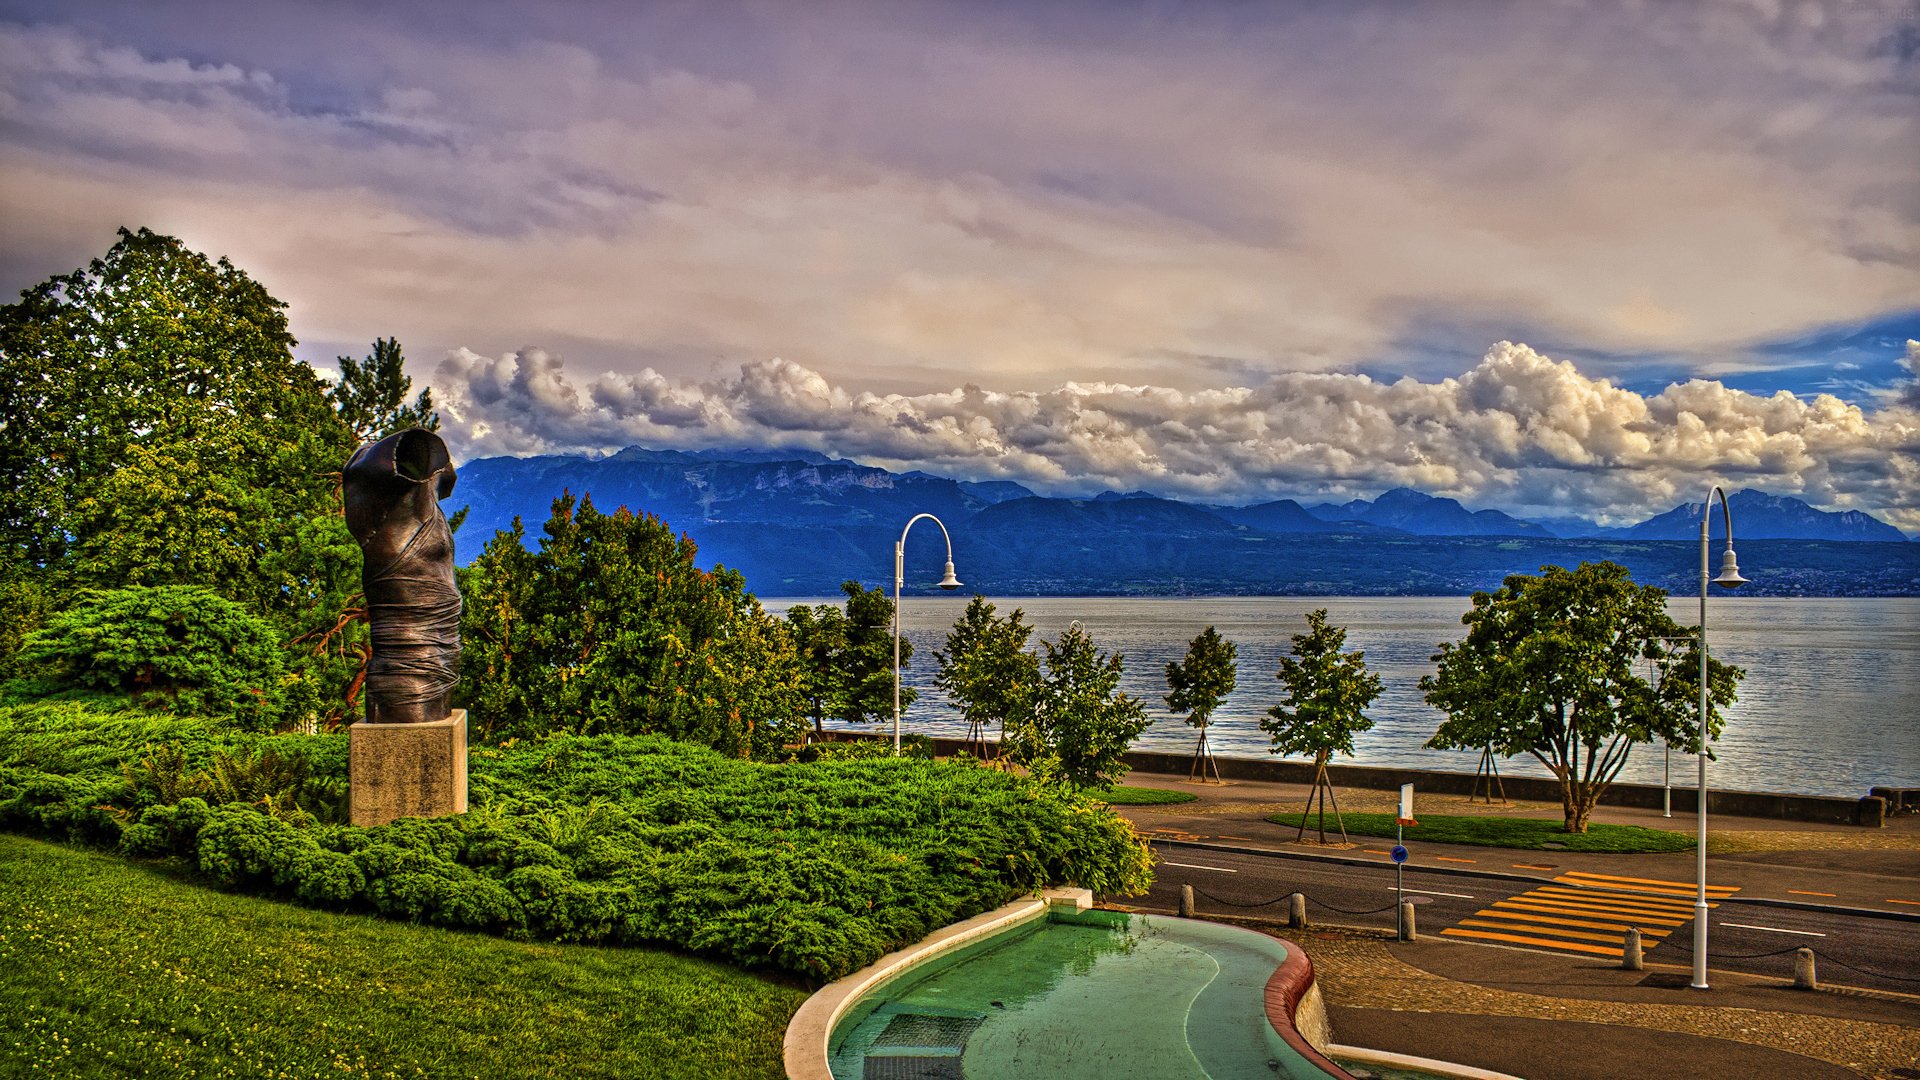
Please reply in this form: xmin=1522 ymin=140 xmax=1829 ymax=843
xmin=934 ymin=596 xmax=1040 ymax=759
xmin=1262 ymin=609 xmax=1383 ymax=844
xmin=1165 ymin=626 xmax=1238 ymax=783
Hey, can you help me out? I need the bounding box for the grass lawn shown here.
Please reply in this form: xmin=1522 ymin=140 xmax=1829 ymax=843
xmin=1092 ymin=785 xmax=1199 ymax=806
xmin=0 ymin=834 xmax=809 ymax=1080
xmin=1263 ymin=811 xmax=1694 ymax=853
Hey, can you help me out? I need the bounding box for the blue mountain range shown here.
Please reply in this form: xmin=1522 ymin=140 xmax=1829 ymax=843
xmin=449 ymin=446 xmax=1918 ymax=597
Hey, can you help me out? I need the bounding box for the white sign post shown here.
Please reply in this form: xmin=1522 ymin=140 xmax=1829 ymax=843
xmin=1394 ymin=784 xmax=1416 ymax=939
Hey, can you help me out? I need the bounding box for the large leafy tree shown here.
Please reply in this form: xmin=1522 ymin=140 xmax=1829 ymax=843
xmin=1262 ymin=609 xmax=1383 ymax=843
xmin=1005 ymin=622 xmax=1150 ymax=790
xmin=457 ymin=492 xmax=806 ymax=757
xmin=784 ymin=580 xmax=909 ymax=739
xmin=1164 ymin=625 xmax=1238 ymax=782
xmin=0 ymin=228 xmax=365 ymax=724
xmin=0 ymin=227 xmax=349 ymax=587
xmin=934 ymin=595 xmax=1041 ymax=758
xmin=1421 ymin=561 xmax=1742 ymax=833
xmin=330 ymin=337 xmax=438 ymax=445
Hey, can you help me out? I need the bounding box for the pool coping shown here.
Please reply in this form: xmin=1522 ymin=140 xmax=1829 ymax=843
xmin=782 ymin=886 xmax=1093 ymax=1080
xmin=1264 ymin=939 xmax=1358 ymax=1078
xmin=1327 ymin=1044 xmax=1526 ymax=1080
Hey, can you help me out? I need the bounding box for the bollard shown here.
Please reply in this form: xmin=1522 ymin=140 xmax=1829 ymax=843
xmin=1793 ymin=948 xmax=1817 ymax=990
xmin=1622 ymin=927 xmax=1643 ymax=971
xmin=1287 ymin=892 xmax=1307 ymax=929
xmin=1399 ymin=900 xmax=1417 ymax=942
xmin=1179 ymin=883 xmax=1195 ymax=919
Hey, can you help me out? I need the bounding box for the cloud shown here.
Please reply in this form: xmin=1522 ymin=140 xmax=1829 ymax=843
xmin=0 ymin=4 xmax=1915 ymax=395
xmin=432 ymin=340 xmax=1920 ymax=531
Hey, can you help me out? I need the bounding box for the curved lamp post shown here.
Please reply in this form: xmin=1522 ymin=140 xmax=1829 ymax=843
xmin=1694 ymin=486 xmax=1749 ymax=990
xmin=893 ymin=513 xmax=962 ymax=754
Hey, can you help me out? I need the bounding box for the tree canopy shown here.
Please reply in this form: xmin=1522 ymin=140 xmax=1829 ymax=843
xmin=330 ymin=337 xmax=438 ymax=446
xmin=1004 ymin=622 xmax=1149 ymax=790
xmin=1165 ymin=625 xmax=1237 ymax=729
xmin=0 ymin=227 xmax=349 ymax=586
xmin=457 ymin=492 xmax=805 ymax=756
xmin=1422 ymin=561 xmax=1743 ymax=832
xmin=934 ymin=595 xmax=1040 ymax=754
xmin=784 ymin=581 xmax=908 ymax=737
xmin=1261 ymin=609 xmax=1382 ymax=763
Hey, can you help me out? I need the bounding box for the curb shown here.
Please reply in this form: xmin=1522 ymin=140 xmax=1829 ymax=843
xmin=1146 ymin=837 xmax=1920 ymax=924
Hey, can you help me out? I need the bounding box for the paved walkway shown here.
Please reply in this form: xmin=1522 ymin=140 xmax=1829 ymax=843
xmin=1113 ymin=771 xmax=1920 ymax=1079
xmin=1115 ymin=770 xmax=1920 ymax=913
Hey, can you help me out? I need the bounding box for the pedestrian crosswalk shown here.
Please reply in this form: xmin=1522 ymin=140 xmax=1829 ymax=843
xmin=1440 ymin=870 xmax=1740 ymax=958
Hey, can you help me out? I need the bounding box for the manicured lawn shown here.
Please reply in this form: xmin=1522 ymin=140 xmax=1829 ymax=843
xmin=1263 ymin=811 xmax=1694 ymax=853
xmin=0 ymin=834 xmax=808 ymax=1079
xmin=1092 ymin=785 xmax=1199 ymax=806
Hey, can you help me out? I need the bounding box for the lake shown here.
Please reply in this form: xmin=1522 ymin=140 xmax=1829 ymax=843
xmin=761 ymin=595 xmax=1920 ymax=799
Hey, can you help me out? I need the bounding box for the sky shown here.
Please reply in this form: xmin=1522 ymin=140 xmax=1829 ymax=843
xmin=2 ymin=0 xmax=1918 ymax=530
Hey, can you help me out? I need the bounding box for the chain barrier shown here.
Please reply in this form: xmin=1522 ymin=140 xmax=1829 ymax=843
xmin=1806 ymin=951 xmax=1920 ymax=985
xmin=1186 ymin=886 xmax=1400 ymax=916
xmin=1658 ymin=938 xmax=1803 ymax=961
xmin=1189 ymin=887 xmax=1291 ymax=910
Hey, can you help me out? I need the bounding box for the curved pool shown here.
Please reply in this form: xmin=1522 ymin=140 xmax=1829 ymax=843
xmin=826 ymin=908 xmax=1340 ymax=1079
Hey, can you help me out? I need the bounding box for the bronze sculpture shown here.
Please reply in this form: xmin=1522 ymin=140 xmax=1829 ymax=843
xmin=343 ymin=428 xmax=462 ymax=724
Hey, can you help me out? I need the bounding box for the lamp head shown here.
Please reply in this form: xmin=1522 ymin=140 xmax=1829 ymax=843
xmin=1713 ymin=547 xmax=1748 ymax=589
xmin=938 ymin=560 xmax=962 ymax=590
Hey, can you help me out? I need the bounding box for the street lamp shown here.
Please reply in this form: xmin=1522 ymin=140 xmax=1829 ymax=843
xmin=893 ymin=513 xmax=962 ymax=754
xmin=1693 ymin=485 xmax=1748 ymax=990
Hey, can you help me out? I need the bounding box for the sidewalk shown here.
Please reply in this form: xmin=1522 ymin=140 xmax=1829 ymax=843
xmin=1113 ymin=771 xmax=1920 ymax=1078
xmin=1114 ymin=770 xmax=1920 ymax=915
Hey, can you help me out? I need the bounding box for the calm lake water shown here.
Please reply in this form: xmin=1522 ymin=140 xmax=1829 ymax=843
xmin=761 ymin=596 xmax=1920 ymax=799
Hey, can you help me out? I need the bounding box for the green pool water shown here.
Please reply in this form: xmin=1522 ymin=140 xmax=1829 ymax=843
xmin=827 ymin=908 xmax=1336 ymax=1079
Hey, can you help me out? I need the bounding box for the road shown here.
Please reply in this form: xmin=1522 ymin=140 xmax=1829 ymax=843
xmin=1131 ymin=840 xmax=1920 ymax=996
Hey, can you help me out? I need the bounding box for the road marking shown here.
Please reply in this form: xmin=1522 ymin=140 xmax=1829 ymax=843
xmin=1553 ymin=870 xmax=1737 ymax=899
xmin=1512 ymin=863 xmax=1556 ymax=871
xmin=1531 ymin=887 xmax=1705 ymax=915
xmin=1476 ymin=909 xmax=1670 ymax=936
xmin=1434 ymin=856 xmax=1477 ymax=864
xmin=1386 ymin=887 xmax=1477 ymax=900
xmin=1439 ymin=927 xmax=1624 ymax=957
xmin=1888 ymin=898 xmax=1920 ymax=907
xmin=1458 ymin=918 xmax=1627 ymax=946
xmin=1161 ymin=861 xmax=1238 ymax=873
xmin=1489 ymin=900 xmax=1682 ymax=929
xmin=1718 ymin=922 xmax=1825 ymax=938
xmin=1364 ymin=849 xmax=1395 ymax=856
xmin=1787 ymin=890 xmax=1836 ymax=897
xmin=1442 ymin=876 xmax=1739 ymax=959
xmin=1215 ymin=835 xmax=1255 ymax=841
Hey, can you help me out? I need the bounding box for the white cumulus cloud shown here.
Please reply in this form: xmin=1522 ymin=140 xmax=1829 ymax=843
xmin=432 ymin=341 xmax=1920 ymax=532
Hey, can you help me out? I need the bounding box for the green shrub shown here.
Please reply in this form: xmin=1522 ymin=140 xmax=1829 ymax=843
xmin=10 ymin=586 xmax=285 ymax=729
xmin=0 ymin=702 xmax=1155 ymax=981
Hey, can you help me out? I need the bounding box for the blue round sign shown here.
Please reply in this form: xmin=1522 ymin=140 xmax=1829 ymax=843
xmin=1390 ymin=845 xmax=1409 ymax=864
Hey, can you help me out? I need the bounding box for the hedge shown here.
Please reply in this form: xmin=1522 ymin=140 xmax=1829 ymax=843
xmin=0 ymin=700 xmax=1153 ymax=980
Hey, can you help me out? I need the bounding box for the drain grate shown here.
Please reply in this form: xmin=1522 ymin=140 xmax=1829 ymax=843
xmin=870 ymin=1012 xmax=984 ymax=1051
xmin=862 ymin=1056 xmax=965 ymax=1080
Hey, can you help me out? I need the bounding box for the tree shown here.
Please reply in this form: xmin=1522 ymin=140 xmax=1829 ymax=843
xmin=0 ymin=228 xmax=358 ymax=719
xmin=330 ymin=337 xmax=438 ymax=445
xmin=785 ymin=580 xmax=911 ymax=739
xmin=456 ymin=492 xmax=806 ymax=756
xmin=1262 ymin=609 xmax=1383 ymax=844
xmin=0 ymin=227 xmax=349 ymax=584
xmin=1005 ymin=622 xmax=1150 ymax=790
xmin=1165 ymin=625 xmax=1238 ymax=783
xmin=11 ymin=585 xmax=285 ymax=730
xmin=934 ymin=596 xmax=1041 ymax=758
xmin=1421 ymin=561 xmax=1743 ymax=833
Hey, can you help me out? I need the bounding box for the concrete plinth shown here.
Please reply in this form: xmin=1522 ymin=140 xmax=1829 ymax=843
xmin=349 ymin=709 xmax=468 ymax=827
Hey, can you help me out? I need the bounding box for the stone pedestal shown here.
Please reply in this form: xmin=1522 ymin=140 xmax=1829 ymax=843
xmin=349 ymin=709 xmax=468 ymax=827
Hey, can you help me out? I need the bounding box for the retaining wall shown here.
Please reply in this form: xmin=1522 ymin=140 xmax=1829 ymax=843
xmin=817 ymin=731 xmax=1886 ymax=826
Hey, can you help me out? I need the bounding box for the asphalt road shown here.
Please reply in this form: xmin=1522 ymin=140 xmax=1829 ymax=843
xmin=1130 ymin=840 xmax=1920 ymax=995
